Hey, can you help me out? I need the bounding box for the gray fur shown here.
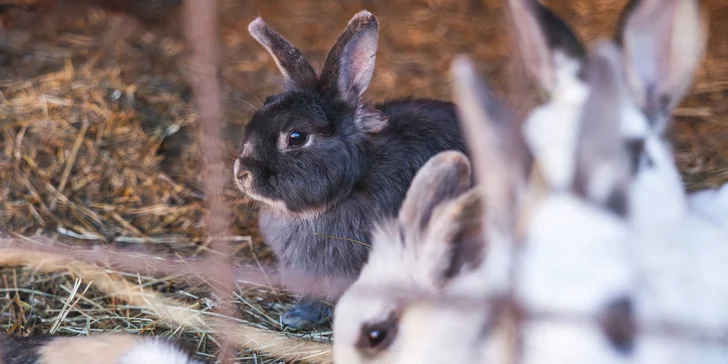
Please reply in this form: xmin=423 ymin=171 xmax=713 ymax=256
xmin=1 ymin=335 xmax=52 ymax=364
xmin=240 ymin=11 xmax=467 ymax=316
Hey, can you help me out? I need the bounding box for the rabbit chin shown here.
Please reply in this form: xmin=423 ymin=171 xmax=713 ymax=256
xmin=237 ymin=184 xmax=288 ymax=211
xmin=235 ymin=178 xmax=328 ymax=219
xmin=233 ymin=172 xmax=287 ymax=211
xmin=233 ymin=163 xmax=329 ymax=218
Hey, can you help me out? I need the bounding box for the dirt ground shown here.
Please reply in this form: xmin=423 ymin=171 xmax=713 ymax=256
xmin=2 ymin=0 xmax=728 ymax=362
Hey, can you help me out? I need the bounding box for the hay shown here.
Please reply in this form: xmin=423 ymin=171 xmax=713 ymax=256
xmin=2 ymin=0 xmax=728 ymax=362
xmin=0 ymin=247 xmax=332 ymax=363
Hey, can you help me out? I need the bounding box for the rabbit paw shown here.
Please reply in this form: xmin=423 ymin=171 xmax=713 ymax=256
xmin=281 ymin=298 xmax=333 ymax=330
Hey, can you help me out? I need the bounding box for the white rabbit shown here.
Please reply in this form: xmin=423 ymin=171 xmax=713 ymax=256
xmin=332 ymin=149 xmax=491 ymax=364
xmin=454 ymin=45 xmax=637 ymax=364
xmin=510 ymin=0 xmax=705 ymax=222
xmin=454 ymin=43 xmax=728 ymax=364
xmin=480 ymin=0 xmax=726 ymax=362
xmin=495 ymin=0 xmax=727 ymax=362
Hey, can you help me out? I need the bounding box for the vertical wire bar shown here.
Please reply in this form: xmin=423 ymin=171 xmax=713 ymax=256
xmin=181 ymin=0 xmax=238 ymax=362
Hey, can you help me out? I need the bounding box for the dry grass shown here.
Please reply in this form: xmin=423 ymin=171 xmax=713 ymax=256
xmin=0 ymin=244 xmax=332 ymax=363
xmin=2 ymin=0 xmax=728 ymax=362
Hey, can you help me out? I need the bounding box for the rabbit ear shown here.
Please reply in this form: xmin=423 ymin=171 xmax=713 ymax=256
xmin=399 ymin=151 xmax=473 ymax=233
xmin=398 ymin=151 xmax=483 ymax=287
xmin=508 ymin=0 xmax=586 ymax=94
xmin=451 ymin=56 xmax=529 ymax=234
xmin=572 ymin=41 xmax=634 ymax=217
xmin=424 ymin=188 xmax=487 ymax=284
xmin=618 ymin=0 xmax=707 ymax=134
xmin=319 ymin=11 xmax=387 ymax=133
xmin=248 ymin=17 xmax=318 ymax=89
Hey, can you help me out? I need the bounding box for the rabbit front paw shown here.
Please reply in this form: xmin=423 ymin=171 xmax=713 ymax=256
xmin=281 ymin=298 xmax=333 ymax=330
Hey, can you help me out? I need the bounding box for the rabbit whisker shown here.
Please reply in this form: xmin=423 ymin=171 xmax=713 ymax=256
xmin=313 ymin=232 xmax=371 ymax=247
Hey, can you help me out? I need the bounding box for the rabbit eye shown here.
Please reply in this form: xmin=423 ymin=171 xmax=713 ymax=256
xmin=358 ymin=320 xmax=398 ymax=352
xmin=367 ymin=328 xmax=387 ymax=347
xmin=287 ymin=131 xmax=308 ymax=148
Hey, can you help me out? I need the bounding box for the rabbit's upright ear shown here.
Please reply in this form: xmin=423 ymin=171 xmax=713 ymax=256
xmin=572 ymin=41 xmax=634 ymax=217
xmin=248 ymin=17 xmax=319 ymax=89
xmin=398 ymin=151 xmax=485 ymax=285
xmin=319 ymin=11 xmax=387 ymax=133
xmin=424 ymin=188 xmax=487 ymax=284
xmin=452 ymin=56 xmax=529 ymax=234
xmin=451 ymin=57 xmax=529 ymax=292
xmin=508 ymin=0 xmax=586 ymax=95
xmin=399 ymin=151 xmax=473 ymax=232
xmin=618 ymin=0 xmax=707 ymax=135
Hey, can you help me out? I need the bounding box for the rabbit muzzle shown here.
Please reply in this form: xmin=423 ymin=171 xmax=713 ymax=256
xmin=233 ymin=158 xmax=262 ymax=199
xmin=233 ymin=158 xmax=250 ymax=190
xmin=233 ymin=158 xmax=290 ymax=211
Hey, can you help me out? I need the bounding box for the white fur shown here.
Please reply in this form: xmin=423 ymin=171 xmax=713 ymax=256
xmin=468 ymin=193 xmax=638 ymax=364
xmin=521 ymin=87 xmax=728 ymax=364
xmin=634 ymin=335 xmax=728 ymax=364
xmin=395 ymin=303 xmax=487 ymax=364
xmin=515 ymin=25 xmax=728 ymax=359
xmin=623 ymin=116 xmax=728 ymax=348
xmin=333 ymin=200 xmax=490 ymax=364
xmin=630 ymin=217 xmax=728 ymax=364
xmin=522 ymin=51 xmax=589 ymax=190
xmin=521 ymin=321 xmax=630 ymax=364
xmin=519 ymin=194 xmax=634 ymax=314
xmin=119 ymin=338 xmax=202 ymax=364
xmin=688 ymin=183 xmax=728 ymax=234
xmin=629 ymin=134 xmax=687 ymax=226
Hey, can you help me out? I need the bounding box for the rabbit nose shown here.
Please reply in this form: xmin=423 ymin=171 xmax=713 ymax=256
xmin=237 ymin=169 xmax=250 ymax=181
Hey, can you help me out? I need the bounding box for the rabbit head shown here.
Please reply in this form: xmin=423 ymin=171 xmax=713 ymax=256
xmin=511 ymin=0 xmax=706 ymax=223
xmin=234 ymin=11 xmax=387 ymax=216
xmin=333 ymin=150 xmax=489 ymax=364
xmin=615 ymin=0 xmax=707 ymax=225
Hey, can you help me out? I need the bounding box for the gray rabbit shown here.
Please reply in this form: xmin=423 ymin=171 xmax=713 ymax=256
xmin=234 ymin=10 xmax=467 ymax=329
